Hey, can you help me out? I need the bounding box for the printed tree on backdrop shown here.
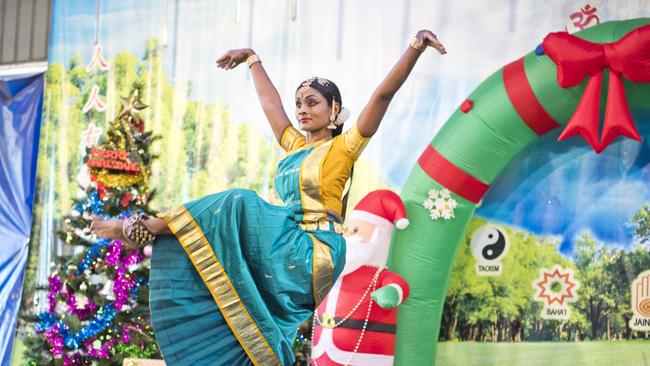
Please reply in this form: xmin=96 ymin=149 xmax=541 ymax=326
xmin=22 ymin=86 xmax=162 ymax=365
xmin=633 ymin=204 xmax=650 ymax=246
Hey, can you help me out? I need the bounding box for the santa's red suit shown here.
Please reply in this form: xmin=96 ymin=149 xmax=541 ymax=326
xmin=311 ymin=190 xmax=410 ymax=366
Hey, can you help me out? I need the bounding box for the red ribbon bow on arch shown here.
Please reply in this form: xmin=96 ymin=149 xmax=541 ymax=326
xmin=542 ymin=24 xmax=650 ymax=153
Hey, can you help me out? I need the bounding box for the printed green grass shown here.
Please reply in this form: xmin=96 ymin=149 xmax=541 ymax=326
xmin=436 ymin=341 xmax=650 ymax=366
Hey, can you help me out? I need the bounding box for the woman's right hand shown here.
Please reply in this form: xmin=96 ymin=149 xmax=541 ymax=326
xmin=90 ymin=216 xmax=126 ymax=242
xmin=216 ymin=48 xmax=255 ymax=70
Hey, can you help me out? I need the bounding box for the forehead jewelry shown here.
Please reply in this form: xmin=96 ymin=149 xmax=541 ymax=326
xmin=301 ymin=78 xmax=313 ymax=88
xmin=299 ymin=78 xmax=314 ymax=98
xmin=317 ymin=78 xmax=330 ymax=86
xmin=300 ymin=77 xmax=331 ymax=98
xmin=302 ymin=77 xmax=331 ymax=88
xmin=299 ymin=85 xmax=309 ymax=99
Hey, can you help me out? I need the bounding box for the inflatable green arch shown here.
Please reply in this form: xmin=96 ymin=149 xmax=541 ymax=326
xmin=389 ymin=18 xmax=650 ymax=365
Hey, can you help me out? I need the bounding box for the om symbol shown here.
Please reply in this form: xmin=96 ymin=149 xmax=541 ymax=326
xmin=568 ymin=4 xmax=601 ymax=31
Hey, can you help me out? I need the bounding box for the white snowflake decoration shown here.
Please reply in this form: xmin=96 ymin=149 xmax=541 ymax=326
xmin=423 ymin=188 xmax=457 ymax=221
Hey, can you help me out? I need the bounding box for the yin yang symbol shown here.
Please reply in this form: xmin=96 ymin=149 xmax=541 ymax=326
xmin=470 ymin=225 xmax=509 ymax=262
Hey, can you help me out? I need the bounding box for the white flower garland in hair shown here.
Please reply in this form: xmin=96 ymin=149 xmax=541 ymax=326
xmin=335 ymin=107 xmax=351 ymax=125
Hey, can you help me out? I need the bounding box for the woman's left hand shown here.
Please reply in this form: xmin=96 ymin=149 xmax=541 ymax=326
xmin=414 ymin=30 xmax=447 ymax=55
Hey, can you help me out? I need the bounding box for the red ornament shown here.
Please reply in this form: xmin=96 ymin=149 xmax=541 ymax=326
xmin=460 ymin=98 xmax=473 ymax=113
xmin=120 ymin=192 xmax=133 ymax=207
xmin=97 ymin=182 xmax=107 ymax=200
xmin=131 ymin=117 xmax=145 ymax=133
xmin=543 ymin=24 xmax=650 ymax=153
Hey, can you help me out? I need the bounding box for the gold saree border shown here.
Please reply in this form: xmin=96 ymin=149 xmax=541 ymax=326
xmin=162 ymin=206 xmax=281 ymax=366
xmin=299 ymin=140 xmax=333 ymax=222
xmin=308 ymin=233 xmax=334 ymax=306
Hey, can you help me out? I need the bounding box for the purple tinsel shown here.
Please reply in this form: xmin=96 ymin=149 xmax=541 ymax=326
xmin=43 ymin=326 xmax=63 ymax=357
xmin=38 ymin=211 xmax=148 ymax=360
xmin=121 ymin=324 xmax=142 ymax=343
xmin=113 ymin=266 xmax=136 ymax=310
xmin=105 ymin=240 xmax=122 ymax=266
xmin=48 ymin=274 xmax=63 ymax=313
xmin=64 ymin=290 xmax=98 ymax=319
xmin=102 ymin=239 xmax=142 ymax=310
xmin=84 ymin=338 xmax=117 ymax=358
xmin=63 ymin=352 xmax=82 ymax=366
xmin=123 ymin=249 xmax=142 ymax=266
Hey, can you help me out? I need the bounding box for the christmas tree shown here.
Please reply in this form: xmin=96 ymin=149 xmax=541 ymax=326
xmin=23 ymin=86 xmax=162 ymax=365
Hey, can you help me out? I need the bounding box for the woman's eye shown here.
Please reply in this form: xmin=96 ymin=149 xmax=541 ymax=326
xmin=353 ymin=227 xmax=359 ymax=233
xmin=295 ymin=102 xmax=301 ymax=108
xmin=308 ymin=102 xmax=316 ymax=107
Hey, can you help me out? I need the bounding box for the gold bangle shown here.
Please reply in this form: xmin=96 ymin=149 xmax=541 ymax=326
xmin=122 ymin=213 xmax=156 ymax=248
xmin=409 ymin=37 xmax=425 ymax=52
xmin=246 ymin=54 xmax=261 ymax=68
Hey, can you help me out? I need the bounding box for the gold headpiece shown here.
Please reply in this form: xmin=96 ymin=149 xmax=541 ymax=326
xmin=302 ymin=77 xmax=331 ymax=88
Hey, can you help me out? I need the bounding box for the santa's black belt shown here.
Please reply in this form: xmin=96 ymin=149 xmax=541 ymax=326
xmin=329 ymin=318 xmax=396 ymax=334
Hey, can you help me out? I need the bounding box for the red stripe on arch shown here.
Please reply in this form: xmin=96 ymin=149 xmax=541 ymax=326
xmin=418 ymin=145 xmax=490 ymax=204
xmin=503 ymin=58 xmax=560 ymax=136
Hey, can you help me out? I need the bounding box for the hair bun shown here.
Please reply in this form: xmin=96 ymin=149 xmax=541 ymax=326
xmin=335 ymin=107 xmax=351 ymax=125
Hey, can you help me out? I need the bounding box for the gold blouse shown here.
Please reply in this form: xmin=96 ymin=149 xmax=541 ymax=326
xmin=280 ymin=123 xmax=370 ymax=221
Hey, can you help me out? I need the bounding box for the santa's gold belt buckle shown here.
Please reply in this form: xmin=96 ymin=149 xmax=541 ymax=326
xmin=321 ymin=313 xmax=336 ymax=329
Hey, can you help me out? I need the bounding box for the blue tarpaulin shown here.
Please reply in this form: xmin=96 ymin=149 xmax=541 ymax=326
xmin=0 ymin=73 xmax=44 ymax=365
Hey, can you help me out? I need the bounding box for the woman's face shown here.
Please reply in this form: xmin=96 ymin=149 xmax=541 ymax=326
xmin=294 ymin=86 xmax=337 ymax=133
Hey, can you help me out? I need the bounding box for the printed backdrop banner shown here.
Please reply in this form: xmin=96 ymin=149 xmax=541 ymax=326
xmin=0 ymin=74 xmax=44 ymax=366
xmin=23 ymin=0 xmax=650 ymax=365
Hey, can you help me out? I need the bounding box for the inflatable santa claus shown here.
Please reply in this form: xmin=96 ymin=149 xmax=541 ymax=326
xmin=311 ymin=190 xmax=410 ymax=366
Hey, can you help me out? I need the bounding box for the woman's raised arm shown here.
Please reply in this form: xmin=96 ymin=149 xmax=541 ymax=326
xmin=216 ymin=48 xmax=292 ymax=143
xmin=356 ymin=30 xmax=446 ymax=137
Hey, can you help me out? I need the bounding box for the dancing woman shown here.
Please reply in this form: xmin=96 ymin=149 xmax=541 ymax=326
xmin=91 ymin=30 xmax=445 ymax=365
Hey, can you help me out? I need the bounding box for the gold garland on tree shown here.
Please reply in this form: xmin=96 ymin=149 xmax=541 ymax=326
xmin=90 ymin=89 xmax=150 ymax=188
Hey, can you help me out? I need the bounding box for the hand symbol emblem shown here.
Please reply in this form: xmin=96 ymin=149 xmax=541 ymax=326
xmin=634 ymin=272 xmax=650 ymax=317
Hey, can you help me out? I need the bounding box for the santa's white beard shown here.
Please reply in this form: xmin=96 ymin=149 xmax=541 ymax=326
xmin=341 ymin=227 xmax=391 ymax=276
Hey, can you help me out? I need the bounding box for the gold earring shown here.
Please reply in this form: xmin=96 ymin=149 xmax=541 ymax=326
xmin=327 ymin=115 xmax=337 ymax=130
xmin=328 ymin=97 xmax=337 ymax=130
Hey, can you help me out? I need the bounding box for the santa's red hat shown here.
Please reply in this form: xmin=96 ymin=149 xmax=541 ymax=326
xmin=348 ymin=190 xmax=409 ymax=230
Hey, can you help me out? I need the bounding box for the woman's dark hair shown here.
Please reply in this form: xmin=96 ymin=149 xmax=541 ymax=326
xmin=296 ymin=77 xmax=344 ymax=137
xmin=296 ymin=77 xmax=352 ymax=220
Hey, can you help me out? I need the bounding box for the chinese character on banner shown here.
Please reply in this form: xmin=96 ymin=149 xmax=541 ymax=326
xmin=82 ymin=84 xmax=107 ymax=113
xmin=566 ymin=3 xmax=601 ymax=34
xmin=80 ymin=123 xmax=103 ymax=151
xmin=86 ymin=43 xmax=111 ymax=72
xmin=630 ymin=270 xmax=650 ymax=331
xmin=532 ymin=265 xmax=580 ymax=320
